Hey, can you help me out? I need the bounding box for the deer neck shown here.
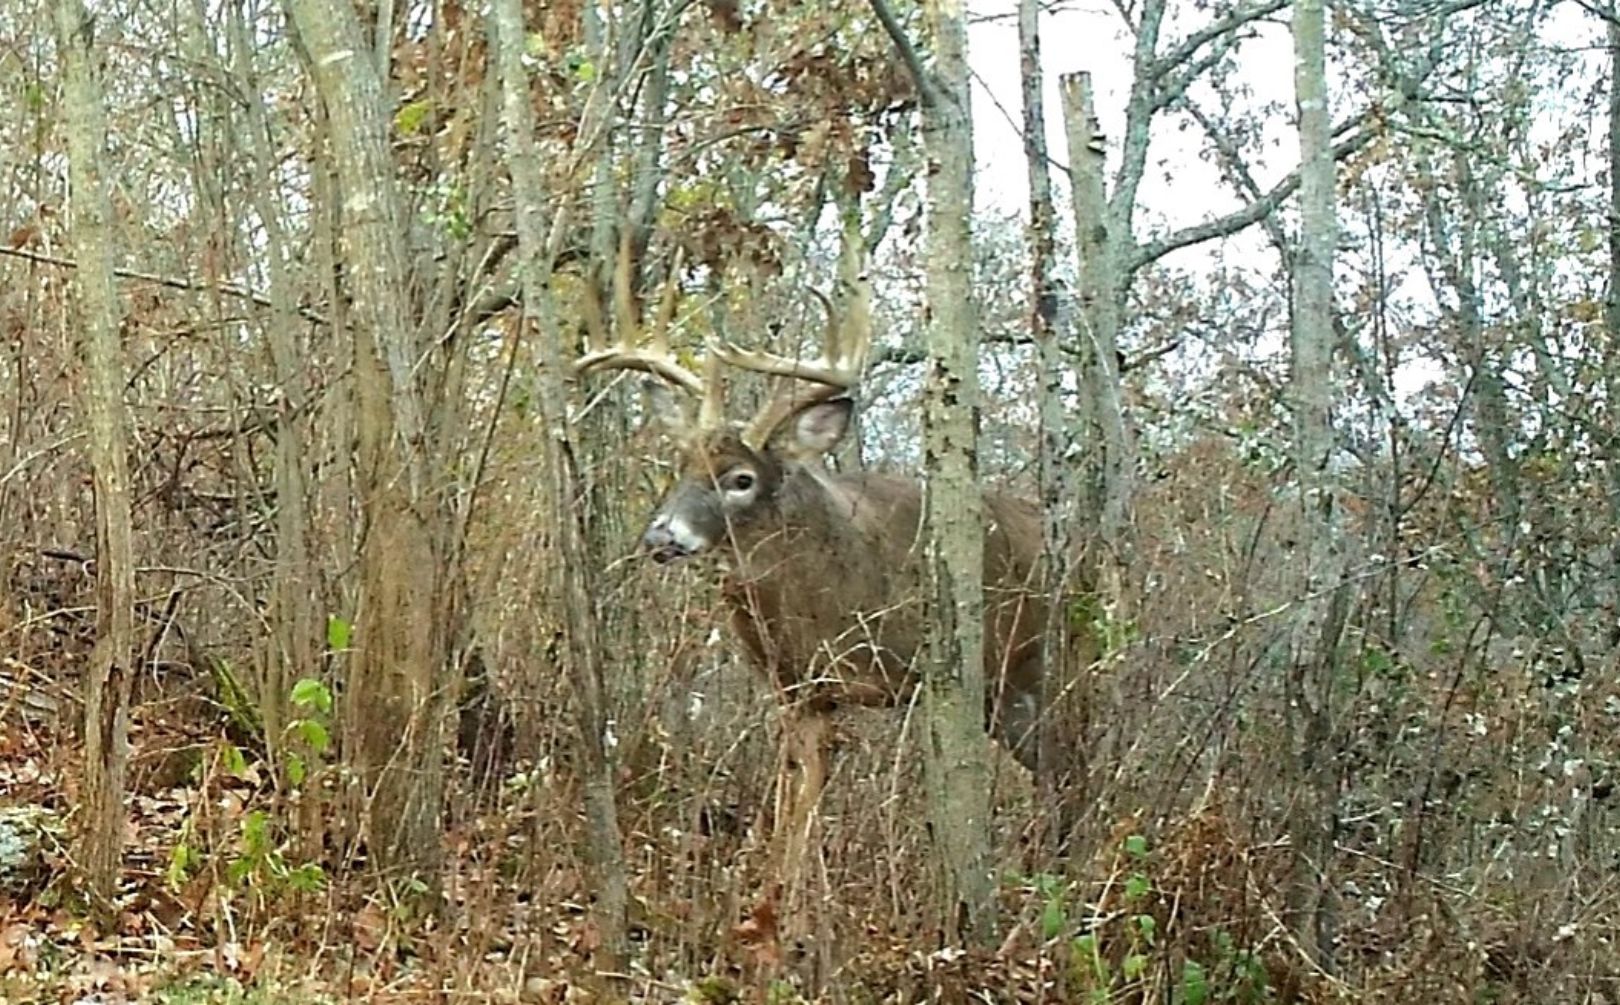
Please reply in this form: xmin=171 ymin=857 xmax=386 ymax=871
xmin=719 ymin=465 xmax=857 ymax=598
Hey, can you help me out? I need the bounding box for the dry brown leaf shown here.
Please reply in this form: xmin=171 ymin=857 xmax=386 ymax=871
xmin=731 ymin=882 xmax=783 ymax=970
xmin=352 ymin=901 xmax=389 ymax=953
xmin=0 ymin=922 xmax=33 ymax=974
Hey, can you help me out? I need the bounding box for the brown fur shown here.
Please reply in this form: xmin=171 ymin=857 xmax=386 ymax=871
xmin=635 ymin=396 xmax=1093 ymax=944
xmin=648 ymin=422 xmax=1057 ymax=770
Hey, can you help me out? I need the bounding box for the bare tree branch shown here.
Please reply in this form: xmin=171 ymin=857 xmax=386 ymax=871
xmin=0 ymin=245 xmax=328 ymax=325
xmin=1126 ymin=121 xmax=1377 ymax=275
xmin=874 ymin=329 xmax=1180 ymax=374
xmin=874 ymin=332 xmax=1065 ymax=367
xmin=1148 ymin=0 xmax=1288 ymax=80
xmin=1109 ymin=0 xmax=1169 ymax=230
xmin=1183 ymin=100 xmax=1290 ymax=257
xmin=1571 ymin=0 xmax=1619 ymax=25
xmin=1154 ymin=28 xmax=1247 ymax=113
xmin=866 ymin=0 xmax=942 ymax=108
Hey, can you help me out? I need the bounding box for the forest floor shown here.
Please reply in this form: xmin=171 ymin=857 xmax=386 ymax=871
xmin=0 ymin=700 xmax=1251 ymax=1005
xmin=0 ymin=692 xmax=1604 ymax=1004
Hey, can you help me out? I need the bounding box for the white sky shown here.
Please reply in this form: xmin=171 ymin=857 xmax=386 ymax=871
xmin=956 ymin=1 xmax=1581 ymax=411
xmin=959 ymin=0 xmax=1612 ymax=439
xmin=965 ymin=1 xmax=1297 ymax=238
xmin=959 ymin=0 xmax=1307 ymax=405
xmin=969 ymin=2 xmax=1139 ymax=216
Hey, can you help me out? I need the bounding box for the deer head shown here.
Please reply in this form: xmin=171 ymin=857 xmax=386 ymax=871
xmin=573 ymin=241 xmax=874 ymax=569
xmin=636 ymin=396 xmax=857 ymax=564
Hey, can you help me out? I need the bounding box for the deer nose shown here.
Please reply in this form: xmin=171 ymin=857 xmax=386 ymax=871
xmin=642 ymin=524 xmax=683 ymax=563
xmin=642 ymin=515 xmax=699 ymax=563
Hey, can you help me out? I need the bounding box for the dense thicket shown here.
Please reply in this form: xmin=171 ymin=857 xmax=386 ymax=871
xmin=0 ymin=0 xmax=1614 ymax=1000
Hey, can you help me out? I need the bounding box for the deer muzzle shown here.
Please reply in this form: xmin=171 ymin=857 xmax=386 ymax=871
xmin=641 ymin=510 xmax=709 ymax=564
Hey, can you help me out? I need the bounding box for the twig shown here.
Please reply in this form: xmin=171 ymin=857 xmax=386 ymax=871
xmin=1148 ymin=0 xmax=1289 ymax=81
xmin=0 ymin=434 xmax=86 ymax=488
xmin=0 ymin=245 xmax=328 ymax=326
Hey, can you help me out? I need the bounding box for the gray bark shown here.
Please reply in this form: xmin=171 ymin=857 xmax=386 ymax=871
xmin=1061 ymin=73 xmax=1134 ymax=575
xmin=492 ymin=0 xmax=629 ymax=970
xmin=1286 ymin=0 xmax=1345 ymax=970
xmin=871 ymin=0 xmax=996 ymax=942
xmin=231 ymin=1 xmax=315 ymax=779
xmin=1019 ymin=0 xmax=1078 ymax=850
xmin=1112 ymin=0 xmax=1168 ymax=240
xmin=1610 ymin=19 xmax=1620 ymax=351
xmin=289 ymin=0 xmax=451 ymax=884
xmin=1609 ymin=21 xmax=1620 ymax=640
xmin=57 ymin=0 xmax=138 ymax=914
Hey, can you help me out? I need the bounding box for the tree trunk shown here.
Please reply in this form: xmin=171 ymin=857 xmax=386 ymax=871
xmin=1018 ymin=0 xmax=1080 ymax=853
xmin=303 ymin=84 xmax=359 ymax=856
xmin=1605 ymin=20 xmax=1620 ymax=645
xmin=1061 ymin=73 xmax=1134 ymax=576
xmin=874 ymin=0 xmax=997 ymax=944
xmin=1286 ymin=0 xmax=1344 ymax=971
xmin=626 ymin=0 xmax=672 ymax=267
xmin=56 ymin=0 xmax=138 ymax=915
xmin=492 ymin=0 xmax=629 ymax=972
xmin=288 ymin=0 xmax=450 ymax=887
xmin=230 ymin=2 xmax=316 ymax=779
xmin=577 ymin=0 xmax=651 ymax=750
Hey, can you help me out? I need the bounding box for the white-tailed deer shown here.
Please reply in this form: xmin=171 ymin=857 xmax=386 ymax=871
xmin=575 ymin=246 xmax=1089 ymax=914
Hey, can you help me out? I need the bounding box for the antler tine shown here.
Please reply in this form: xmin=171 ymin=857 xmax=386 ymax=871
xmin=572 ymin=239 xmax=706 ymax=399
xmin=730 ymin=264 xmax=874 ymax=449
xmin=809 ymin=286 xmax=842 ymax=372
xmin=698 ymin=350 xmax=725 ymax=429
xmin=647 ymin=245 xmax=685 ymax=356
xmin=573 ymin=346 xmax=706 ymax=396
xmin=710 ymin=272 xmax=872 ymax=391
xmin=839 ymin=262 xmax=873 ymax=380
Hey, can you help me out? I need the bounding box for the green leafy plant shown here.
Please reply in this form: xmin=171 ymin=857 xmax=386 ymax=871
xmin=1182 ymin=960 xmax=1210 ymax=1004
xmin=226 ymin=809 xmax=326 ymax=900
xmin=325 ymin=615 xmax=352 ymax=652
xmin=1205 ymin=928 xmax=1270 ymax=1002
xmin=393 ymin=98 xmax=432 ymax=136
xmin=763 ymin=979 xmax=804 ymax=1005
xmin=283 ymin=676 xmax=333 ymax=786
xmin=1032 ymin=871 xmax=1071 ymax=939
xmin=166 ymin=825 xmax=201 ymax=891
xmin=1066 ymin=832 xmax=1260 ymax=1002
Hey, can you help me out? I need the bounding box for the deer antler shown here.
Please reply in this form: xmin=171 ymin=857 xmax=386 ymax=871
xmin=724 ymin=259 xmax=873 ymax=449
xmin=573 ymin=236 xmax=721 ymax=427
xmin=575 ymin=229 xmax=873 ymax=447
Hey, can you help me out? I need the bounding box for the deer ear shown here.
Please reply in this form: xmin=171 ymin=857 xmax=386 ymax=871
xmin=780 ymin=397 xmax=853 ymax=456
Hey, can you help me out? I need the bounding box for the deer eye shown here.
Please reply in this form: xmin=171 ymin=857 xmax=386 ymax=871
xmin=723 ymin=470 xmax=756 ymax=494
